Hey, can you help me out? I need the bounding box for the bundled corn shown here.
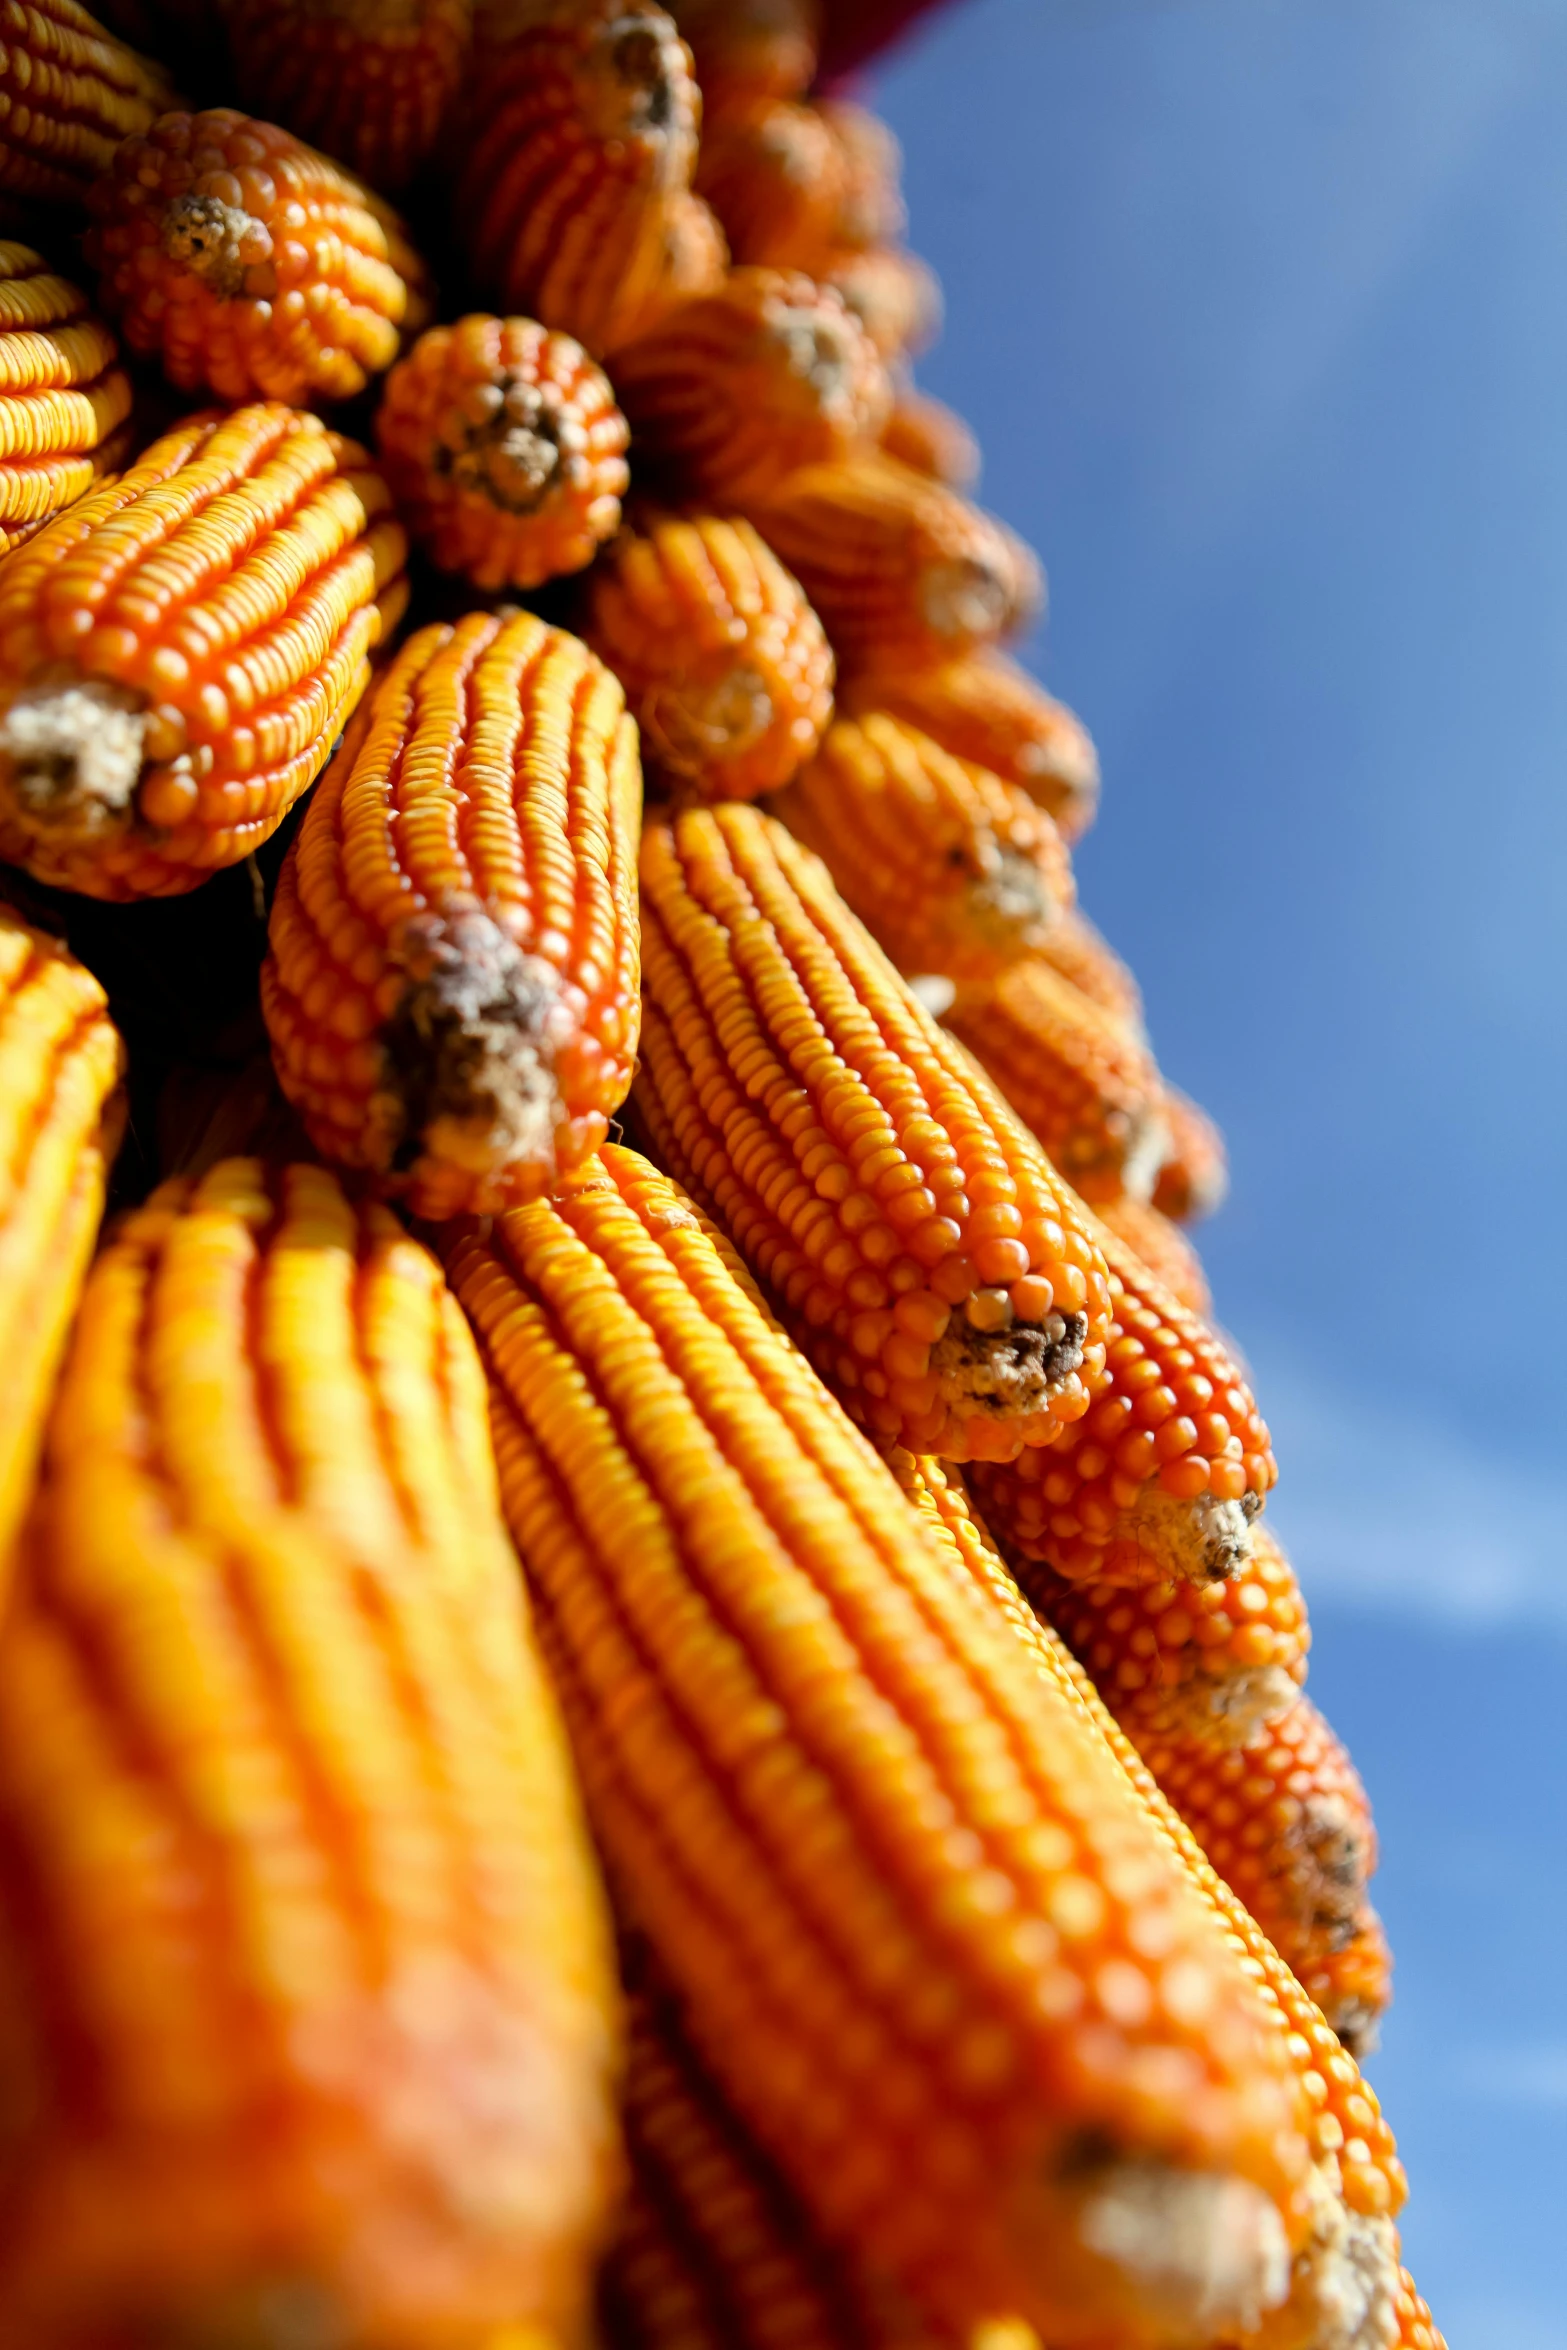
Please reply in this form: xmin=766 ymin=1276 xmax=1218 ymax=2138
xmin=0 ymin=1 xmax=1447 ymax=2342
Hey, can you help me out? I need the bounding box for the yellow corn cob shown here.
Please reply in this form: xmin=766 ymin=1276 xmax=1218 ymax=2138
xmin=892 ymin=1453 xmax=1413 ymax=2349
xmin=603 ymin=1945 xmax=958 ymax=2350
xmin=880 ymin=382 xmax=982 ymax=488
xmin=945 ymin=956 xmax=1168 ymax=1207
xmin=583 ymin=510 xmax=834 ymax=800
xmin=770 ymin=712 xmax=1073 ymax=987
xmin=1152 ymin=1082 xmax=1230 ymax=1222
xmin=968 ymin=1203 xmax=1276 ymax=1585
xmin=444 ymin=1144 xmax=1313 ymax=2350
xmin=840 ymin=650 xmax=1100 ymax=840
xmin=0 ymin=1156 xmax=622 ymax=2344
xmin=0 ymin=243 xmax=132 ymax=556
xmin=262 ymin=610 xmax=642 ymax=1219
xmin=634 ymin=801 xmax=1114 ymax=1462
xmin=0 ymin=403 xmax=408 ymax=901
xmin=1097 ymin=1194 xmax=1211 ymax=1318
xmin=0 ymin=0 xmax=172 ymax=211
xmin=0 ymin=900 xmax=122 ymax=1576
xmin=1392 ymin=2268 xmax=1447 ymax=2350
xmin=1036 ymin=904 xmax=1147 ymax=1034
xmin=610 ymin=266 xmax=893 ymax=507
xmin=751 ymin=456 xmax=1040 ymax=674
xmin=823 ymin=243 xmax=942 ymax=363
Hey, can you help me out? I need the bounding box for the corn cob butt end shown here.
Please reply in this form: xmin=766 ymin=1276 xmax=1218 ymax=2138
xmin=0 ymin=679 xmax=148 ymax=843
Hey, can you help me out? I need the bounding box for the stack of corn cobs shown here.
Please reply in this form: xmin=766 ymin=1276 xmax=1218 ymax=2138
xmin=0 ymin=3 xmax=1441 ymax=2346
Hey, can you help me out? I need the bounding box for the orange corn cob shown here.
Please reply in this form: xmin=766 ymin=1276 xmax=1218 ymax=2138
xmin=1018 ymin=1520 xmax=1310 ymax=1751
xmin=968 ymin=1207 xmax=1276 ymax=1583
xmin=816 ymin=98 xmax=907 ymax=250
xmin=1152 ymin=1081 xmax=1230 ymax=1221
xmin=634 ymin=801 xmax=1114 ymax=1462
xmin=461 ymin=2 xmax=718 ymax=358
xmin=822 ymin=243 xmax=942 ymax=361
xmin=262 ymin=609 xmax=641 ymax=1218
xmin=0 ymin=243 xmax=131 ymax=556
xmin=841 ymin=649 xmax=1101 ymax=839
xmin=945 ymin=956 xmax=1168 ymax=1206
xmin=668 ymin=0 xmax=818 ymax=112
xmin=86 ymin=107 xmax=431 ymax=405
xmin=880 ymin=382 xmax=982 ymax=487
xmin=1393 ymin=2268 xmax=1447 ymax=2350
xmin=0 ymin=901 xmax=123 ymax=1575
xmin=611 ymin=268 xmax=892 ymax=507
xmin=223 ymin=0 xmax=474 ymax=191
xmin=751 ymin=456 xmax=1040 ymax=674
xmin=446 ymin=1144 xmax=1312 ymax=2350
xmin=1036 ymin=903 xmax=1147 ymax=1034
xmin=1097 ymin=1194 xmax=1211 ymax=1317
xmin=0 ymin=1156 xmax=622 ymax=2344
xmin=770 ymin=712 xmax=1073 ymax=985
xmin=694 ymin=98 xmax=851 ymax=273
xmin=0 ymin=0 xmax=171 ymax=211
xmin=893 ymin=1452 xmax=1411 ymax=2347
xmin=1136 ymin=1694 xmax=1391 ymax=2053
xmin=583 ymin=511 xmax=833 ymax=800
xmin=0 ymin=404 xmax=407 ymax=901
xmin=604 ymin=1947 xmax=956 ymax=2350
xmin=377 ymin=314 xmax=629 ymax=591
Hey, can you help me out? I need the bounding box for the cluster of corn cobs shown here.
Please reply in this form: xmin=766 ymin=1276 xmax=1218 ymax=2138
xmin=0 ymin=3 xmax=1442 ymax=2346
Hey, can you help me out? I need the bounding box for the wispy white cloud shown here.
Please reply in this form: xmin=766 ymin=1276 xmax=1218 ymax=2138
xmin=1241 ymin=1341 xmax=1567 ymax=1627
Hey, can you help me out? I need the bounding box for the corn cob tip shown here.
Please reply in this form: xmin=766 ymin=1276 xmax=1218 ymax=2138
xmin=932 ymin=1295 xmax=1089 ymax=1417
xmin=0 ymin=679 xmax=146 ymax=838
xmin=382 ymin=907 xmax=567 ymax=1181
xmin=1118 ymin=1481 xmax=1263 ymax=1585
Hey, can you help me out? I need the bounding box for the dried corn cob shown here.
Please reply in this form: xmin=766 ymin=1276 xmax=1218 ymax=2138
xmin=1036 ymin=904 xmax=1146 ymax=1034
xmin=880 ymin=382 xmax=982 ymax=487
xmin=816 ymin=99 xmax=907 ymax=249
xmin=1152 ymin=1082 xmax=1230 ymax=1222
xmin=0 ymin=901 xmax=122 ymax=1574
xmin=946 ymin=956 xmax=1167 ymax=1206
xmin=668 ymin=0 xmax=819 ymax=111
xmin=1136 ymin=1694 xmax=1390 ymax=2052
xmin=842 ymin=649 xmax=1100 ymax=839
xmin=461 ymin=2 xmax=717 ymax=358
xmin=87 ymin=108 xmax=431 ymax=407
xmin=0 ymin=0 xmax=171 ymax=211
xmin=0 ymin=1156 xmax=622 ymax=2343
xmin=694 ymin=98 xmax=850 ymax=273
xmin=583 ymin=511 xmax=833 ymax=800
xmin=635 ymin=801 xmax=1114 ymax=1461
xmin=1097 ymin=1195 xmax=1211 ymax=1318
xmin=1392 ymin=2268 xmax=1447 ymax=2350
xmin=262 ymin=609 xmax=641 ymax=1218
xmin=968 ymin=1206 xmax=1276 ymax=1582
xmin=446 ymin=1144 xmax=1312 ymax=2349
xmin=751 ymin=456 xmax=1040 ymax=674
xmin=0 ymin=243 xmax=131 ymax=556
xmin=770 ymin=712 xmax=1072 ymax=986
xmin=611 ymin=268 xmax=892 ymax=507
xmin=603 ymin=1945 xmax=956 ymax=2350
xmin=377 ymin=314 xmax=629 ymax=591
xmin=892 ymin=1452 xmax=1410 ymax=2348
xmin=224 ymin=0 xmax=473 ymax=191
xmin=0 ymin=404 xmax=407 ymax=901
xmin=1020 ymin=1521 xmax=1309 ymax=1751
xmin=822 ymin=243 xmax=941 ymax=362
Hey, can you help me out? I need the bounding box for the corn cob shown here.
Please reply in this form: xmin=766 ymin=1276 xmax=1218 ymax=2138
xmin=0 ymin=1155 xmax=622 ymax=2344
xmin=880 ymin=382 xmax=982 ymax=487
xmin=1392 ymin=2268 xmax=1447 ymax=2350
xmin=693 ymin=98 xmax=850 ymax=273
xmin=0 ymin=900 xmax=123 ymax=1576
xmin=1136 ymin=1694 xmax=1390 ymax=2053
xmin=1097 ymin=1194 xmax=1211 ymax=1318
xmin=86 ymin=107 xmax=431 ymax=406
xmin=461 ymin=2 xmax=719 ymax=358
xmin=377 ymin=314 xmax=630 ymax=591
xmin=841 ymin=649 xmax=1100 ymax=839
xmin=945 ymin=955 xmax=1168 ymax=1206
xmin=223 ymin=0 xmax=474 ymax=192
xmin=967 ymin=1205 xmax=1276 ymax=1582
xmin=668 ymin=0 xmax=818 ymax=111
xmin=770 ymin=712 xmax=1073 ymax=986
xmin=1036 ymin=903 xmax=1146 ymax=1034
xmin=445 ymin=1143 xmax=1313 ymax=2348
xmin=0 ymin=0 xmax=171 ymax=211
xmin=0 ymin=243 xmax=131 ymax=556
xmin=635 ymin=802 xmax=1114 ymax=1461
xmin=611 ymin=267 xmax=893 ymax=507
xmin=262 ymin=609 xmax=641 ymax=1218
xmin=816 ymin=97 xmax=907 ymax=250
xmin=750 ymin=456 xmax=1040 ymax=675
xmin=583 ymin=511 xmax=833 ymax=800
xmin=1152 ymin=1082 xmax=1230 ymax=1221
xmin=1019 ymin=1520 xmax=1310 ymax=1752
xmin=822 ymin=243 xmax=942 ymax=362
xmin=0 ymin=404 xmax=407 ymax=901
xmin=603 ymin=1945 xmax=957 ymax=2350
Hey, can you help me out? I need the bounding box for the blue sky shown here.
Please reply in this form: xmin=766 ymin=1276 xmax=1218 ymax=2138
xmin=875 ymin=4 xmax=1567 ymax=2338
